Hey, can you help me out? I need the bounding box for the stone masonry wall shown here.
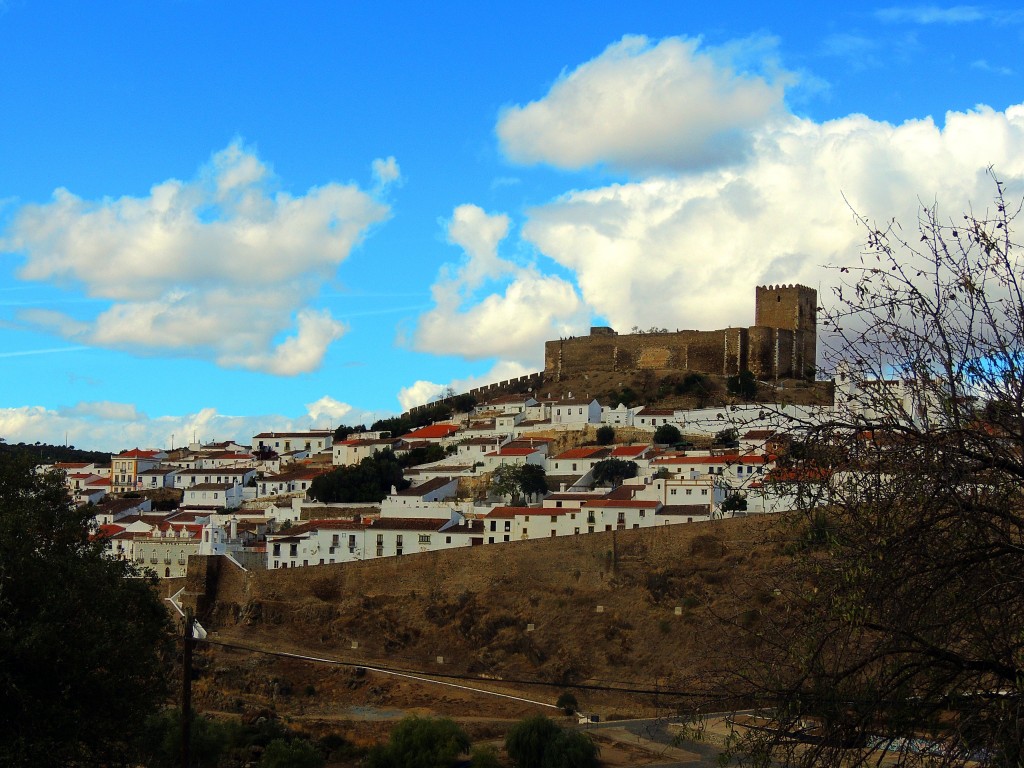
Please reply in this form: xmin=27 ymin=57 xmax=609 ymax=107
xmin=545 ymin=284 xmax=816 ymax=382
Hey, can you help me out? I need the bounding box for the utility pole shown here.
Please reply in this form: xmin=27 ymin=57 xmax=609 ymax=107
xmin=181 ymin=608 xmax=193 ymax=768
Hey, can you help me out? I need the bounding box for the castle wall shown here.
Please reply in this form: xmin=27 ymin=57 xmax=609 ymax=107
xmin=545 ymin=284 xmax=817 ymax=383
xmin=545 ymin=328 xmax=750 ymax=381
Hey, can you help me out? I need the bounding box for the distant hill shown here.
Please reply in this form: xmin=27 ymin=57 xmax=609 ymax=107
xmin=0 ymin=440 xmax=110 ymax=466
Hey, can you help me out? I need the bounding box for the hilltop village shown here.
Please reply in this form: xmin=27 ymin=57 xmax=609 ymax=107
xmin=39 ymin=284 xmax=887 ymax=579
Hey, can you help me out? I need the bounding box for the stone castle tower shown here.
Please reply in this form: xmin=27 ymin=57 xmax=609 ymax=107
xmin=752 ymin=283 xmax=817 ymax=379
xmin=544 ymin=284 xmax=818 ymax=382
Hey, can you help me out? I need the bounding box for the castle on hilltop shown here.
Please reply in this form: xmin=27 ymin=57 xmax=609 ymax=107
xmin=544 ymin=284 xmax=817 ymax=382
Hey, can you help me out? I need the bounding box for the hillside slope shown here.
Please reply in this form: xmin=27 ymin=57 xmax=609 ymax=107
xmin=187 ymin=516 xmax=790 ymax=722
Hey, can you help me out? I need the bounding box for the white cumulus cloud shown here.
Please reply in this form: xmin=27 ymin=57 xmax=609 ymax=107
xmin=411 ymin=205 xmax=588 ymax=366
xmin=520 ymin=104 xmax=1024 ymax=334
xmin=305 ymin=394 xmax=353 ymax=423
xmin=372 ymin=156 xmax=402 ymax=188
xmin=0 ymin=396 xmax=369 ymax=453
xmin=4 ymin=140 xmax=391 ymax=375
xmin=497 ymin=35 xmax=789 ymax=173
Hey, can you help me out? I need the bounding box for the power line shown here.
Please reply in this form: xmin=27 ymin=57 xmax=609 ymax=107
xmin=198 ymin=636 xmax=739 ymax=702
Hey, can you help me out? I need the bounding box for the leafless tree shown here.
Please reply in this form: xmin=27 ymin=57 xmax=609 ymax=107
xmin=720 ymin=174 xmax=1024 ymax=767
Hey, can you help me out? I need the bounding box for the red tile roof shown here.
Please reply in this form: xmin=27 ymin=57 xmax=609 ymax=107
xmin=396 ymin=477 xmax=455 ymax=496
xmin=402 ymin=424 xmax=460 ymax=439
xmin=369 ymin=518 xmax=449 ymax=531
xmin=115 ymin=448 xmax=162 ymax=459
xmin=611 ymin=445 xmax=649 ymax=457
xmin=487 ymin=447 xmax=541 ymax=456
xmin=553 ymin=447 xmax=609 ymax=460
xmin=484 ymin=506 xmax=534 ymax=518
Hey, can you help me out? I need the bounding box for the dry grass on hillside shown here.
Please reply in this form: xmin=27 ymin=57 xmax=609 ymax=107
xmin=192 ymin=516 xmax=803 ymax=729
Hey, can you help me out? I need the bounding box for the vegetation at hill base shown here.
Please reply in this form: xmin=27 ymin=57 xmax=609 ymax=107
xmin=713 ymin=177 xmax=1024 ymax=767
xmin=490 ymin=463 xmax=548 ymax=503
xmin=505 ymin=715 xmax=599 ymax=768
xmin=141 ymin=708 xmax=355 ymax=767
xmin=590 ymin=457 xmax=638 ymax=486
xmin=0 ymin=436 xmax=110 ymax=465
xmin=0 ymin=453 xmax=172 ymax=767
xmin=653 ymin=423 xmax=681 ymax=445
xmin=308 ymin=449 xmax=410 ymax=503
xmin=366 ymin=716 xmax=470 ymax=768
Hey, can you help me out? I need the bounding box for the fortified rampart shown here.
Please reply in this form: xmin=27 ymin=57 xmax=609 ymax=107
xmin=545 ymin=284 xmax=816 ymax=382
xmin=407 ymin=372 xmax=545 ymax=417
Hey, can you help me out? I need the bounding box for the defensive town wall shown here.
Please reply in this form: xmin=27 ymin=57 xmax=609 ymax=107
xmin=181 ymin=517 xmax=763 ymax=626
xmin=545 ymin=284 xmax=817 ymax=382
xmin=407 ymin=372 xmax=545 ymax=417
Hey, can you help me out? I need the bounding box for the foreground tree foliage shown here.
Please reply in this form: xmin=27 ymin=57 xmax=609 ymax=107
xmin=0 ymin=454 xmax=172 ymax=767
xmin=141 ymin=710 xmax=344 ymax=767
xmin=366 ymin=716 xmax=470 ymax=768
xmin=504 ymin=715 xmax=599 ymax=768
xmin=722 ymin=177 xmax=1024 ymax=767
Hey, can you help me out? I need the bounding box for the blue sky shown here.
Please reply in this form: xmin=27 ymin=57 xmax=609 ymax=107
xmin=2 ymin=2 xmax=1023 ymax=451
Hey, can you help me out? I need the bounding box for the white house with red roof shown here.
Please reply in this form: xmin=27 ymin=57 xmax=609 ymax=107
xmin=474 ymin=394 xmax=538 ymax=415
xmin=547 ymin=446 xmax=611 ymax=475
xmin=479 ymin=444 xmax=547 ymax=472
xmin=627 ymin=474 xmax=721 ymax=512
xmin=482 ymin=506 xmax=528 ymax=543
xmin=456 ymin=436 xmax=509 ymax=460
xmin=257 ymin=467 xmax=328 ymax=497
xmin=182 ymin=482 xmax=242 ymax=511
xmin=400 ymin=423 xmax=461 ymax=445
xmin=632 ymin=407 xmax=677 ymax=429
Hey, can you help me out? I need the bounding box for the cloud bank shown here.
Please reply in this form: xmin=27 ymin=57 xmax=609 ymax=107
xmin=412 ymin=204 xmax=588 ymax=366
xmin=413 ymin=35 xmax=1024 ymax=369
xmin=497 ymin=35 xmax=789 ymax=173
xmin=0 ymin=394 xmax=369 ymax=453
xmin=5 ymin=141 xmax=390 ymax=375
